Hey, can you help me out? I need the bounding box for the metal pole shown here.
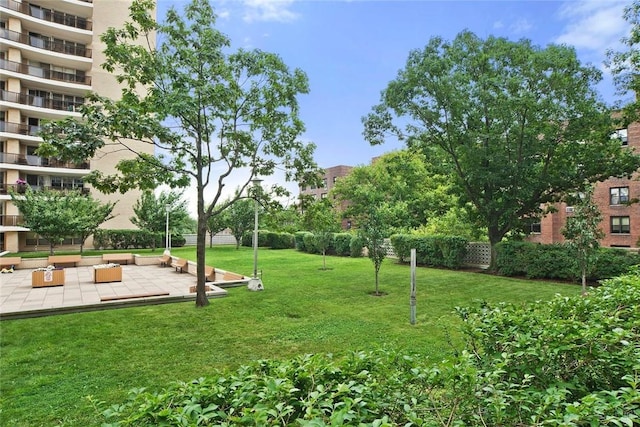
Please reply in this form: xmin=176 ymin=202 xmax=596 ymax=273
xmin=249 ymin=178 xmax=263 ymax=290
xmin=410 ymin=248 xmax=417 ymax=325
xmin=165 ymin=204 xmax=170 ymax=251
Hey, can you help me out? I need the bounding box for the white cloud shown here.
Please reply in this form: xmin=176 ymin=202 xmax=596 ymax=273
xmin=554 ymin=1 xmax=627 ymax=53
xmin=510 ymin=18 xmax=533 ymax=34
xmin=242 ymin=0 xmax=299 ymax=23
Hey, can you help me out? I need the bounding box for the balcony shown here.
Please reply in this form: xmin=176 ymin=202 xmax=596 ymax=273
xmin=1 ymin=90 xmax=84 ymax=112
xmin=0 ymin=121 xmax=41 ymax=137
xmin=0 ymin=58 xmax=91 ymax=86
xmin=0 ymin=215 xmax=25 ymax=226
xmin=0 ymin=0 xmax=93 ymax=30
xmin=0 ymin=28 xmax=91 ymax=58
xmin=0 ymin=183 xmax=90 ymax=195
xmin=0 ymin=152 xmax=90 ymax=169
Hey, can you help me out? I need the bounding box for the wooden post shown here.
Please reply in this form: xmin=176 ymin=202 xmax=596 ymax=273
xmin=410 ymin=248 xmax=417 ymax=325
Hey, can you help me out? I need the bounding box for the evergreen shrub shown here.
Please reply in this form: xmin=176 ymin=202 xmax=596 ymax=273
xmin=334 ymin=233 xmax=353 ymax=256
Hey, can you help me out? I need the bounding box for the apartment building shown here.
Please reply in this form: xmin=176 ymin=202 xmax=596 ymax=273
xmin=0 ymin=0 xmax=154 ymax=252
xmin=528 ymin=122 xmax=640 ymax=248
xmin=299 ymin=164 xmax=354 ymax=229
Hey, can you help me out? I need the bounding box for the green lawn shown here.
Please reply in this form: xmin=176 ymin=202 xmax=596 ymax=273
xmin=0 ymin=246 xmax=580 ymax=426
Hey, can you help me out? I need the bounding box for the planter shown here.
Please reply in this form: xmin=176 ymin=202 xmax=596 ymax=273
xmin=32 ymin=269 xmax=65 ymax=287
xmin=94 ymin=265 xmax=122 ymax=283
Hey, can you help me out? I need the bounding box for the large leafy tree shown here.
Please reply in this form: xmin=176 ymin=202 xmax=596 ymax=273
xmin=38 ymin=0 xmax=319 ymax=306
xmin=11 ymin=189 xmax=114 ymax=255
xmin=364 ymin=30 xmax=640 ymax=269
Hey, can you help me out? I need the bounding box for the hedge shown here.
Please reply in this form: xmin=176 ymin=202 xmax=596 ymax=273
xmin=389 ymin=234 xmax=468 ymax=269
xmin=93 ymin=229 xmax=165 ymax=250
xmin=495 ymin=241 xmax=640 ymax=281
xmin=334 ymin=233 xmax=353 ymax=256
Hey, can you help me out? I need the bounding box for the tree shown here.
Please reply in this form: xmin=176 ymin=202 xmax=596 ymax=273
xmin=131 ymin=190 xmax=191 ymax=247
xmin=262 ymin=203 xmax=302 ymax=234
xmin=223 ymin=198 xmax=256 ymax=249
xmin=562 ymin=187 xmax=605 ymax=294
xmin=606 ymin=0 xmax=640 ymax=122
xmin=11 ymin=188 xmax=114 ymax=255
xmin=364 ymin=30 xmax=640 ymax=269
xmin=38 ymin=0 xmax=319 ymax=306
xmin=302 ymin=199 xmax=341 ymax=270
xmin=360 ymin=205 xmax=393 ymax=296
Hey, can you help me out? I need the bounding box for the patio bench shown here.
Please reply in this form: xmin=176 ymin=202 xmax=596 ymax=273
xmin=171 ymin=258 xmax=188 ymax=273
xmin=0 ymin=257 xmax=21 ymax=269
xmin=48 ymin=255 xmax=81 ymax=267
xmin=100 ymin=292 xmax=170 ymax=302
xmin=158 ymin=254 xmax=171 ymax=267
xmin=102 ymin=253 xmax=133 ymax=265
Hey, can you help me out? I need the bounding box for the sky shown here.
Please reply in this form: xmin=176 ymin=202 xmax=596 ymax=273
xmin=154 ymin=0 xmax=633 ymax=213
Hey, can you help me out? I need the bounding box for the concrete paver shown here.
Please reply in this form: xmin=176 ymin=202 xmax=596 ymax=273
xmin=0 ymin=264 xmax=228 ymax=319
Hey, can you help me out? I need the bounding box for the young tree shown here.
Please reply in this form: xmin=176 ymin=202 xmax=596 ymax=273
xmin=223 ymin=198 xmax=256 ymax=249
xmin=363 ymin=30 xmax=640 ymax=269
xmin=131 ymin=190 xmax=191 ymax=245
xmin=359 ymin=205 xmax=393 ymax=296
xmin=262 ymin=203 xmax=302 ymax=234
xmin=562 ymin=187 xmax=605 ymax=294
xmin=206 ymin=206 xmax=227 ymax=248
xmin=38 ymin=0 xmax=319 ymax=306
xmin=302 ymin=199 xmax=341 ymax=270
xmin=11 ymin=189 xmax=114 ymax=255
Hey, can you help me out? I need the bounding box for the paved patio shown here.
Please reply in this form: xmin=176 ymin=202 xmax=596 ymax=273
xmin=0 ymin=264 xmax=229 ymax=320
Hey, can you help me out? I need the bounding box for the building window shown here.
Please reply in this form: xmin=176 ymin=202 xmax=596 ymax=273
xmin=321 ymin=193 xmax=327 ymax=199
xmin=610 ymin=187 xmax=629 ymax=205
xmin=322 ymin=178 xmax=327 ymax=189
xmin=530 ymin=223 xmax=541 ymax=233
xmin=611 ymin=216 xmax=630 ymax=234
xmin=612 ymin=128 xmax=628 ymax=146
xmin=333 ymin=176 xmax=337 ymax=184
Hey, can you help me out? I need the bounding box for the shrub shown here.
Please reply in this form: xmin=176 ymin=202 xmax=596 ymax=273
xmin=390 ymin=234 xmax=468 ymax=268
xmin=92 ymin=229 xmax=163 ymax=250
xmin=170 ymin=233 xmax=186 ymax=248
xmin=303 ymin=232 xmax=319 ymax=254
xmin=349 ymin=234 xmax=364 ymax=258
xmin=294 ymin=231 xmax=312 ymax=251
xmin=334 ymin=233 xmax=352 ymax=256
xmin=266 ymin=232 xmax=295 ymax=249
xmin=241 ymin=230 xmax=270 ymax=247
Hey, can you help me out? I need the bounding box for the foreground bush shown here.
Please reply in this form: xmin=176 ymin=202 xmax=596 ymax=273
xmin=96 ymin=269 xmax=640 ymax=426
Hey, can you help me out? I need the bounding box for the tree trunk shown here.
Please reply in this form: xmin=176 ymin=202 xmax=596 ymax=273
xmin=322 ymin=249 xmax=326 ymax=270
xmin=487 ymin=225 xmax=504 ymax=272
xmin=195 ymin=193 xmax=210 ymax=308
xmin=582 ymin=267 xmax=587 ymax=295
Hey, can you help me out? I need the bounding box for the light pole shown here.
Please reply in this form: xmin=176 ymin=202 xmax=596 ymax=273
xmin=249 ymin=178 xmax=264 ymax=291
xmin=165 ymin=204 xmax=170 ymax=253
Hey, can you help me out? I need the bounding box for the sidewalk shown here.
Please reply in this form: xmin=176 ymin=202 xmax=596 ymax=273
xmin=0 ymin=264 xmax=228 ymax=320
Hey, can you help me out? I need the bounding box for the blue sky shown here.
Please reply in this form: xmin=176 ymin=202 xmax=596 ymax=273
xmin=158 ymin=0 xmax=630 ymax=169
xmin=154 ymin=0 xmax=631 ymax=212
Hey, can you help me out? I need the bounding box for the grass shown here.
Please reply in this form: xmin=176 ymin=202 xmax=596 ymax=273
xmin=0 ymin=246 xmax=581 ymax=426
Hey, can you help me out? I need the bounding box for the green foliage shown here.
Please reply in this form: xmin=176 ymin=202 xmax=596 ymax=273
xmin=96 ymin=269 xmax=640 ymax=426
xmin=93 ymin=229 xmax=163 ymax=250
xmin=333 ymin=233 xmax=353 ymax=256
xmin=390 ymin=234 xmax=469 ymax=269
xmin=262 ymin=204 xmax=302 ymax=234
xmin=364 ymin=29 xmax=640 ymax=269
xmin=294 ymin=231 xmax=313 ymax=252
xmin=349 ymin=234 xmax=364 ymax=258
xmin=562 ymin=186 xmax=605 ymax=292
xmin=225 ymin=198 xmax=257 ymax=249
xmin=11 ymin=188 xmax=115 ymax=254
xmin=131 ymin=190 xmax=191 ymax=235
xmin=496 ymin=241 xmax=640 ymax=281
xmin=302 ymin=232 xmax=319 ymax=254
xmin=265 ymin=232 xmax=295 ymax=249
xmin=241 ymin=230 xmax=269 ymax=248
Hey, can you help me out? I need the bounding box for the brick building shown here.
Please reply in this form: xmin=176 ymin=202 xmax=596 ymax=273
xmin=299 ymin=164 xmax=354 ymax=229
xmin=528 ymin=122 xmax=640 ymax=248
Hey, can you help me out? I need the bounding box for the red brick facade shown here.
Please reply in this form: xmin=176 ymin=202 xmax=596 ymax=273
xmin=528 ymin=122 xmax=640 ymax=248
xmin=299 ymin=165 xmax=354 ymax=229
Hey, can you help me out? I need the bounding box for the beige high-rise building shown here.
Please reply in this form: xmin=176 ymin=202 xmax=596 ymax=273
xmin=0 ymin=0 xmax=155 ymax=252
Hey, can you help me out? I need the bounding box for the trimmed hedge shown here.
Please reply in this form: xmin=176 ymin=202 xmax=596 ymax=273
xmin=349 ymin=234 xmax=364 ymax=258
xmin=241 ymin=231 xmax=294 ymax=249
xmin=294 ymin=232 xmax=313 ymax=251
xmin=389 ymin=234 xmax=468 ymax=269
xmin=334 ymin=233 xmax=352 ymax=256
xmin=93 ymin=229 xmax=164 ymax=250
xmin=241 ymin=230 xmax=270 ymax=247
xmin=495 ymin=241 xmax=640 ymax=281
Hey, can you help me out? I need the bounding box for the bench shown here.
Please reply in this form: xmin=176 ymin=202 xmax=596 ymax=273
xmin=205 ymin=266 xmax=217 ymax=282
xmin=0 ymin=257 xmax=21 ymax=268
xmin=48 ymin=255 xmax=82 ymax=267
xmin=171 ymin=258 xmax=188 ymax=273
xmin=102 ymin=253 xmax=133 ymax=265
xmin=158 ymin=254 xmax=171 ymax=267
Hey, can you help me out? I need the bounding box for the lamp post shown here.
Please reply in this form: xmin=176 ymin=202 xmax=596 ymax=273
xmin=165 ymin=204 xmax=170 ymax=253
xmin=249 ymin=178 xmax=264 ymax=291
